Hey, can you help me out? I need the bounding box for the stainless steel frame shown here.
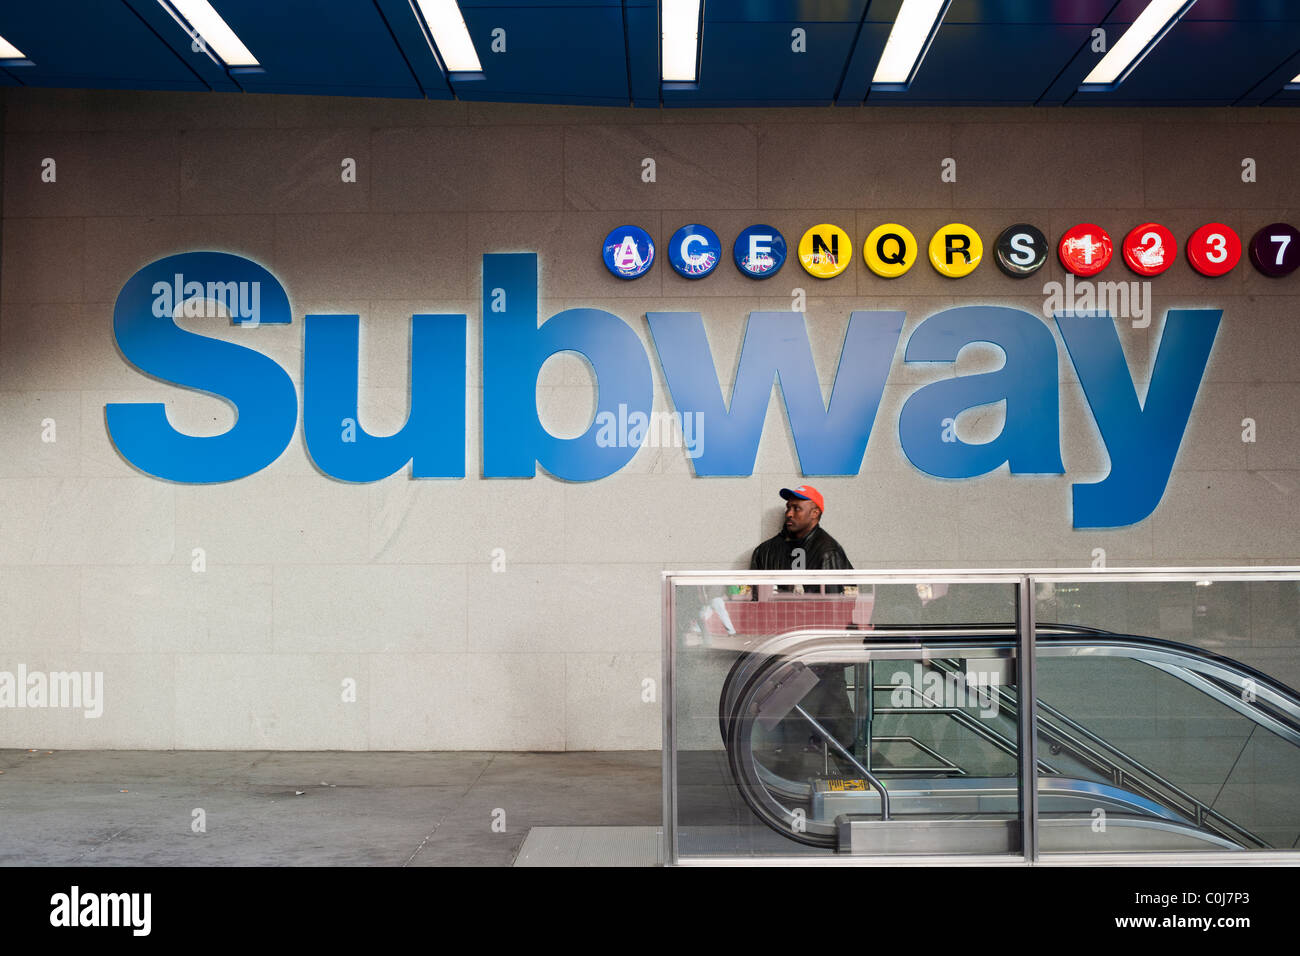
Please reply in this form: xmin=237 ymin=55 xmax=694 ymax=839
xmin=660 ymin=570 xmax=678 ymax=866
xmin=1017 ymin=574 xmax=1038 ymax=862
xmin=662 ymin=566 xmax=1300 ymax=866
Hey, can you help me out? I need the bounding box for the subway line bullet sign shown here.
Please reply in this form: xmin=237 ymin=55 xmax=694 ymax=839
xmin=797 ymin=224 xmax=852 ymax=278
xmin=605 ymin=221 xmax=1293 ymax=279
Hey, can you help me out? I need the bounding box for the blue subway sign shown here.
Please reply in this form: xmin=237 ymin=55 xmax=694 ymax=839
xmin=668 ymin=224 xmax=721 ymax=279
xmin=104 ymin=251 xmax=1221 ymax=529
xmin=601 ymin=225 xmax=655 ymax=279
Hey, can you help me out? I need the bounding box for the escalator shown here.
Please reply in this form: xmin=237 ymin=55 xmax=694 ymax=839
xmin=718 ymin=624 xmax=1300 ymax=854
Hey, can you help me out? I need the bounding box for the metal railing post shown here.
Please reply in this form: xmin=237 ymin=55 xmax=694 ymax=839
xmin=661 ymin=574 xmax=677 ymax=866
xmin=1018 ymin=575 xmax=1040 ymax=862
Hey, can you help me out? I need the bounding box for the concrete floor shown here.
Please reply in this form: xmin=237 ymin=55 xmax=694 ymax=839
xmin=0 ymin=749 xmax=662 ymax=866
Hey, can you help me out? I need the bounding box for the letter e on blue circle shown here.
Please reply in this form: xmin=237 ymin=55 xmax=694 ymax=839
xmin=602 ymin=225 xmax=655 ymax=279
xmin=734 ymin=225 xmax=786 ymax=278
xmin=668 ymin=224 xmax=721 ymax=279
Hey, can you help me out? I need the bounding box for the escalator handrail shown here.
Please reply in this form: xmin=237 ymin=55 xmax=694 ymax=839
xmin=720 ymin=626 xmax=1300 ymax=745
xmin=1029 ymin=690 xmax=1269 ymax=848
xmin=1036 ymin=639 xmax=1300 ymax=746
xmin=787 ymin=635 xmax=1300 ymax=748
xmin=922 ymin=657 xmax=1271 ymax=849
xmin=718 ymin=626 xmax=1019 ymax=746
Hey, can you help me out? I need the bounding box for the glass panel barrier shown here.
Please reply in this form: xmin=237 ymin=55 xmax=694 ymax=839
xmin=1033 ymin=574 xmax=1300 ymax=854
xmin=667 ymin=573 xmax=1024 ymax=861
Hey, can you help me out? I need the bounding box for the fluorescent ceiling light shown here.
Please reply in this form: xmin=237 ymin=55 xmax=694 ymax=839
xmin=872 ymin=0 xmax=951 ymax=88
xmin=413 ymin=0 xmax=483 ymax=73
xmin=162 ymin=0 xmax=259 ymax=67
xmin=0 ymin=34 xmax=26 ymax=59
xmin=661 ymin=0 xmax=701 ymax=83
xmin=1082 ymin=0 xmax=1197 ymax=88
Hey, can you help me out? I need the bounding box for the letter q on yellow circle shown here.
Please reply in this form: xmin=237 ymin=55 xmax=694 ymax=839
xmin=864 ymin=223 xmax=917 ymax=278
xmin=928 ymin=223 xmax=983 ymax=277
xmin=797 ymin=224 xmax=852 ymax=279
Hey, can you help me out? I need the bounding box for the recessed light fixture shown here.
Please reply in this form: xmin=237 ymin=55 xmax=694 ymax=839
xmin=872 ymin=0 xmax=952 ymax=90
xmin=159 ymin=0 xmax=260 ymax=67
xmin=0 ymin=34 xmax=27 ymax=60
xmin=413 ymin=0 xmax=483 ymax=74
xmin=661 ymin=0 xmax=702 ymax=84
xmin=1081 ymin=0 xmax=1198 ymax=90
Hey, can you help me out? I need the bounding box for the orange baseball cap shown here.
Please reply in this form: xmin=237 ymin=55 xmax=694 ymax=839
xmin=779 ymin=485 xmax=824 ymax=512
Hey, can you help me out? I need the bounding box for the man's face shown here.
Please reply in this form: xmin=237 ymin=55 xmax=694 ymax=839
xmin=783 ymin=497 xmax=821 ymax=538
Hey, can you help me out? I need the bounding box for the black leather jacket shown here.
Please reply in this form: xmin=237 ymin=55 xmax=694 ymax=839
xmin=749 ymin=524 xmax=852 ymax=593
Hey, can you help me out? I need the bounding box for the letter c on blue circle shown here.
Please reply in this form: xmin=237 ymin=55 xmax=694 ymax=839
xmin=668 ymin=224 xmax=721 ymax=279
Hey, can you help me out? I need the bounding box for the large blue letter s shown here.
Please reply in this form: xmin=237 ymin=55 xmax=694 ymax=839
xmin=105 ymin=252 xmax=297 ymax=482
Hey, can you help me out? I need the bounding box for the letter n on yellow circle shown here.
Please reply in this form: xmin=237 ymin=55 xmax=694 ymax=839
xmin=798 ymin=224 xmax=852 ymax=279
xmin=929 ymin=224 xmax=983 ymax=277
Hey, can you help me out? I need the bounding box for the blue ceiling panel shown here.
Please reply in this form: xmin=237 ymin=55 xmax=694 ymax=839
xmin=835 ymin=16 xmax=886 ymax=104
xmin=1111 ymin=0 xmax=1296 ymax=20
xmin=1247 ymin=51 xmax=1300 ymax=105
xmin=872 ymin=0 xmax=1116 ymax=24
xmin=1265 ymin=88 xmax=1300 ymax=106
xmin=0 ymin=0 xmax=208 ymax=90
xmin=454 ymin=4 xmax=629 ymax=105
xmin=703 ymin=1 xmax=867 ymax=24
xmin=673 ymin=0 xmax=868 ymax=106
xmin=865 ymin=22 xmax=1098 ymax=105
xmin=862 ymin=0 xmax=905 ymax=21
xmin=1254 ymin=43 xmax=1300 ymax=106
xmin=625 ymin=0 xmax=659 ymax=108
xmin=1069 ymin=18 xmax=1300 ymax=106
xmin=0 ymin=1 xmax=1293 ymax=109
xmin=664 ymin=20 xmax=861 ymax=106
xmin=207 ymin=0 xmax=426 ymax=97
xmin=461 ymin=0 xmax=623 ymax=5
xmin=121 ymin=0 xmax=242 ymax=93
xmin=373 ymin=0 xmax=453 ymax=99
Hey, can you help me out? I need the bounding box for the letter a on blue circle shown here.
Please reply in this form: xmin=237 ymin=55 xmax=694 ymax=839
xmin=602 ymin=225 xmax=655 ymax=279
